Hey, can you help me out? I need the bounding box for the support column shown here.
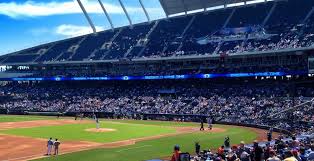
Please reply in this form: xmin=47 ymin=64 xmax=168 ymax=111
xmin=139 ymin=0 xmax=150 ymax=22
xmin=118 ymin=0 xmax=133 ymax=26
xmin=97 ymin=0 xmax=114 ymax=31
xmin=76 ymin=0 xmax=96 ymax=33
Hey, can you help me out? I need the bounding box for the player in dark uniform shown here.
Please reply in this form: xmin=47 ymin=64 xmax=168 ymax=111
xmin=200 ymin=119 xmax=205 ymax=131
xmin=267 ymin=127 xmax=273 ymax=142
xmin=267 ymin=131 xmax=272 ymax=142
xmin=53 ymin=139 xmax=61 ymax=155
xmin=224 ymin=136 xmax=230 ymax=148
xmin=195 ymin=142 xmax=201 ymax=155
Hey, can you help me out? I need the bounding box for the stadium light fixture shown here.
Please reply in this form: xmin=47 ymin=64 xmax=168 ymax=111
xmin=76 ymin=0 xmax=97 ymax=33
xmin=118 ymin=0 xmax=133 ymax=27
xmin=97 ymin=0 xmax=115 ymax=31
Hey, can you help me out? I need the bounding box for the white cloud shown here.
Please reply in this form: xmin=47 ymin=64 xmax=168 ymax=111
xmin=55 ymin=24 xmax=104 ymax=37
xmin=0 ymin=0 xmax=163 ymax=19
xmin=29 ymin=27 xmax=50 ymax=36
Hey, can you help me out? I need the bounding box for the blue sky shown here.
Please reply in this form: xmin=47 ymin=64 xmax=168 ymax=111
xmin=0 ymin=0 xmax=165 ymax=55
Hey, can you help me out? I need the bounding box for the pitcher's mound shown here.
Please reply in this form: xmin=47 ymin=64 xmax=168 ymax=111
xmin=85 ymin=128 xmax=116 ymax=133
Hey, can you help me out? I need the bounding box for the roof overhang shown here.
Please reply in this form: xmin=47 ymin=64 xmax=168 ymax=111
xmin=159 ymin=0 xmax=268 ymax=16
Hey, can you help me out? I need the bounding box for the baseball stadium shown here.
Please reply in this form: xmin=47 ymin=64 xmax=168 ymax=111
xmin=0 ymin=0 xmax=314 ymax=161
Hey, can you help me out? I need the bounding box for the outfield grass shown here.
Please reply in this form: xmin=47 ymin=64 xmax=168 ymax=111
xmin=0 ymin=115 xmax=54 ymax=122
xmin=1 ymin=121 xmax=177 ymax=143
xmin=0 ymin=116 xmax=258 ymax=161
xmin=33 ymin=124 xmax=257 ymax=161
xmin=111 ymin=119 xmax=200 ymax=127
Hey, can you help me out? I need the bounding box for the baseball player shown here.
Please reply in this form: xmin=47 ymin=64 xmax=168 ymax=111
xmin=80 ymin=113 xmax=84 ymax=121
xmin=200 ymin=119 xmax=205 ymax=131
xmin=54 ymin=139 xmax=61 ymax=155
xmin=96 ymin=117 xmax=100 ymax=129
xmin=207 ymin=117 xmax=213 ymax=130
xmin=46 ymin=137 xmax=54 ymax=155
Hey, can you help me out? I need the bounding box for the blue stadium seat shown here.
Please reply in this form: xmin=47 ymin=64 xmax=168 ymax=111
xmin=3 ymin=0 xmax=314 ymax=61
xmin=36 ymin=37 xmax=82 ymax=62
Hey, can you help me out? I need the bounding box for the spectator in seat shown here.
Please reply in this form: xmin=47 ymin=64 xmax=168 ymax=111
xmin=266 ymin=150 xmax=280 ymax=161
xmin=291 ymin=136 xmax=300 ymax=148
xmin=264 ymin=143 xmax=272 ymax=160
xmin=237 ymin=141 xmax=250 ymax=157
xmin=252 ymin=141 xmax=263 ymax=161
xmin=218 ymin=145 xmax=225 ymax=159
xmin=307 ymin=145 xmax=314 ymax=161
xmin=227 ymin=146 xmax=238 ymax=161
xmin=291 ymin=149 xmax=301 ymax=161
xmin=298 ymin=147 xmax=307 ymax=161
xmin=240 ymin=150 xmax=251 ymax=161
xmin=171 ymin=145 xmax=181 ymax=161
xmin=283 ymin=150 xmax=298 ymax=161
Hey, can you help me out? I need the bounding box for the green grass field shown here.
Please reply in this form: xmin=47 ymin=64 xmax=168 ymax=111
xmin=32 ymin=123 xmax=256 ymax=161
xmin=2 ymin=121 xmax=177 ymax=143
xmin=0 ymin=115 xmax=54 ymax=122
xmin=0 ymin=116 xmax=258 ymax=161
xmin=33 ymin=127 xmax=255 ymax=161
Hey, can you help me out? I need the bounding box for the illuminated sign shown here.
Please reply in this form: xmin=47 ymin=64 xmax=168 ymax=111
xmin=1 ymin=71 xmax=306 ymax=82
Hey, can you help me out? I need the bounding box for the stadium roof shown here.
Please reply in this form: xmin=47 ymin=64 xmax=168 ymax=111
xmin=159 ymin=0 xmax=268 ymax=16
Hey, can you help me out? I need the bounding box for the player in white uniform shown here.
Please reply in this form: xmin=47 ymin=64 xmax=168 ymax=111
xmin=96 ymin=118 xmax=100 ymax=129
xmin=207 ymin=117 xmax=213 ymax=130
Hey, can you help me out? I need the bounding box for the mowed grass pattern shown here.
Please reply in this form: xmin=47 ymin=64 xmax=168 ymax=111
xmin=0 ymin=115 xmax=53 ymax=122
xmin=1 ymin=121 xmax=176 ymax=143
xmin=33 ymin=124 xmax=257 ymax=161
xmin=0 ymin=117 xmax=258 ymax=161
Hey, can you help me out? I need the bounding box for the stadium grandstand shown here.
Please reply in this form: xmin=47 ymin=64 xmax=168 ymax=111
xmin=1 ymin=0 xmax=314 ymax=161
xmin=0 ymin=0 xmax=313 ymax=79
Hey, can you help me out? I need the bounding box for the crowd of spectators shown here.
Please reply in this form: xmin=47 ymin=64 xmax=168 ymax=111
xmin=174 ymin=134 xmax=314 ymax=161
xmin=140 ymin=26 xmax=314 ymax=59
xmin=1 ymin=79 xmax=314 ymax=161
xmin=138 ymin=0 xmax=314 ymax=59
xmin=0 ymin=80 xmax=314 ymax=135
